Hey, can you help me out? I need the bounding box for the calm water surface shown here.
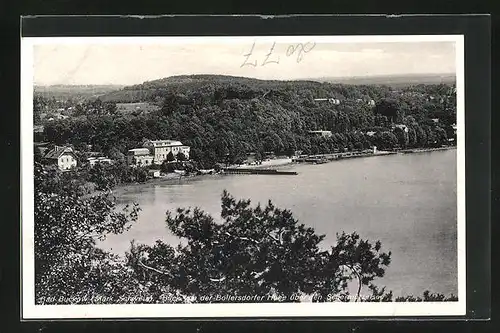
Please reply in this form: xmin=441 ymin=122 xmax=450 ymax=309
xmin=99 ymin=150 xmax=457 ymax=297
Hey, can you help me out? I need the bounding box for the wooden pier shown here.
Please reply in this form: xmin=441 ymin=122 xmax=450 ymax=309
xmin=223 ymin=168 xmax=298 ymax=175
xmin=293 ymin=150 xmax=379 ymax=163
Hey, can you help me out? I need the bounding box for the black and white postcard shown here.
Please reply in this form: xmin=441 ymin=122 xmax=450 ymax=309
xmin=21 ymin=34 xmax=466 ymax=319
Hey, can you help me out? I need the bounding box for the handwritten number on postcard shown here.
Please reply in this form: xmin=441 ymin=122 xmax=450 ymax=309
xmin=241 ymin=41 xmax=316 ymax=67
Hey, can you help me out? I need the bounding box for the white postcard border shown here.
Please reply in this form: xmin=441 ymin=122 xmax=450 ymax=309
xmin=21 ymin=34 xmax=466 ymax=319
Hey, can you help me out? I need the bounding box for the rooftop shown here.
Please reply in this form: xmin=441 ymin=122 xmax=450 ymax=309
xmin=128 ymin=148 xmax=151 ymax=155
xmin=88 ymin=157 xmax=112 ymax=161
xmin=145 ymin=140 xmax=184 ymax=147
xmin=44 ymin=146 xmax=75 ymax=160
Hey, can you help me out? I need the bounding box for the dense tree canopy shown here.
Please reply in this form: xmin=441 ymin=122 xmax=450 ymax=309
xmin=34 ymin=162 xmax=141 ymax=303
xmin=36 ymin=76 xmax=456 ymax=168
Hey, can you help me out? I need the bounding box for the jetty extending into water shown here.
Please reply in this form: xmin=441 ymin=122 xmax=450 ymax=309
xmin=223 ymin=168 xmax=298 ymax=175
xmin=293 ymin=150 xmax=393 ymax=164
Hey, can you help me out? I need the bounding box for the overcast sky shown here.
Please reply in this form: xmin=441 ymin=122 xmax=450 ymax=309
xmin=33 ymin=40 xmax=456 ymax=86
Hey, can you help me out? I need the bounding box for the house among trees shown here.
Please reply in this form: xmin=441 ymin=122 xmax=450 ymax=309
xmin=142 ymin=140 xmax=191 ymax=164
xmin=314 ymin=98 xmax=340 ymax=105
xmin=366 ymin=131 xmax=377 ymax=137
xmin=148 ymin=169 xmax=161 ymax=178
xmin=392 ymin=124 xmax=409 ymax=133
xmin=87 ymin=156 xmax=113 ymax=168
xmin=308 ymin=130 xmax=333 ymax=138
xmin=42 ymin=146 xmax=77 ymax=171
xmin=127 ymin=139 xmax=191 ymax=166
xmin=127 ymin=148 xmax=154 ymax=166
xmin=356 ymin=99 xmax=375 ymax=106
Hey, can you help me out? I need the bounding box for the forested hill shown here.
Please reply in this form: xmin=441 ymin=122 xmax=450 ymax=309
xmin=39 ymin=74 xmax=457 ymax=168
xmin=98 ymin=74 xmax=456 ymax=103
xmin=99 ymin=74 xmax=324 ymax=103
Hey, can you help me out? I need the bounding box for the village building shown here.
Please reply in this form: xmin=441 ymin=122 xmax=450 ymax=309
xmin=314 ymin=98 xmax=341 ymax=105
xmin=43 ymin=146 xmax=78 ymax=171
xmin=127 ymin=148 xmax=154 ymax=166
xmin=127 ymin=148 xmax=151 ymax=166
xmin=127 ymin=139 xmax=190 ymax=166
xmin=355 ymin=99 xmax=375 ymax=106
xmin=392 ymin=124 xmax=409 ymax=133
xmin=308 ymin=130 xmax=333 ymax=138
xmin=46 ymin=114 xmax=69 ymax=121
xmin=87 ymin=156 xmax=113 ymax=168
xmin=142 ymin=140 xmax=191 ymax=164
xmin=148 ymin=169 xmax=161 ymax=178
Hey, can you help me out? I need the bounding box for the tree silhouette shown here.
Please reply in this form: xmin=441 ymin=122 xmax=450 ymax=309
xmin=34 ymin=162 xmax=141 ymax=304
xmin=126 ymin=191 xmax=393 ymax=302
xmin=166 ymin=151 xmax=176 ymax=162
xmin=176 ymin=152 xmax=187 ymax=161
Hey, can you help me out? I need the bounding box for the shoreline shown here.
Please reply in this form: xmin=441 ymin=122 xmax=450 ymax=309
xmin=396 ymin=146 xmax=457 ymax=154
xmin=110 ymin=146 xmax=456 ymax=196
xmin=111 ymin=172 xmax=223 ymax=196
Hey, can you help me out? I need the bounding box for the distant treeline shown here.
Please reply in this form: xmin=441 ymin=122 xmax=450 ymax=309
xmin=36 ymin=75 xmax=457 ymax=168
xmin=34 ymin=84 xmax=125 ymax=101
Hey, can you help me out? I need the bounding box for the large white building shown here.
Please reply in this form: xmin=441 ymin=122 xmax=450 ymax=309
xmin=87 ymin=156 xmax=113 ymax=168
xmin=142 ymin=140 xmax=190 ymax=164
xmin=127 ymin=140 xmax=190 ymax=166
xmin=127 ymin=148 xmax=154 ymax=166
xmin=308 ymin=130 xmax=333 ymax=138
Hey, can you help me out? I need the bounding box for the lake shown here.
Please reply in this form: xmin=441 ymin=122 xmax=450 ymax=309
xmin=99 ymin=150 xmax=458 ymax=298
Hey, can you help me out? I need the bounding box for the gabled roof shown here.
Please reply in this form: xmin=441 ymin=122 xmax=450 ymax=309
xmin=44 ymin=146 xmax=75 ymax=160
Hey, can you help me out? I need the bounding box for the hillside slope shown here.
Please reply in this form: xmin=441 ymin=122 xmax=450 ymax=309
xmin=41 ymin=74 xmax=457 ymax=168
xmin=99 ymin=74 xmax=456 ymax=103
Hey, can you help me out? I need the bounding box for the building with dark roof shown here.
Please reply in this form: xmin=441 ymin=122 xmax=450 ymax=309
xmin=43 ymin=146 xmax=77 ymax=171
